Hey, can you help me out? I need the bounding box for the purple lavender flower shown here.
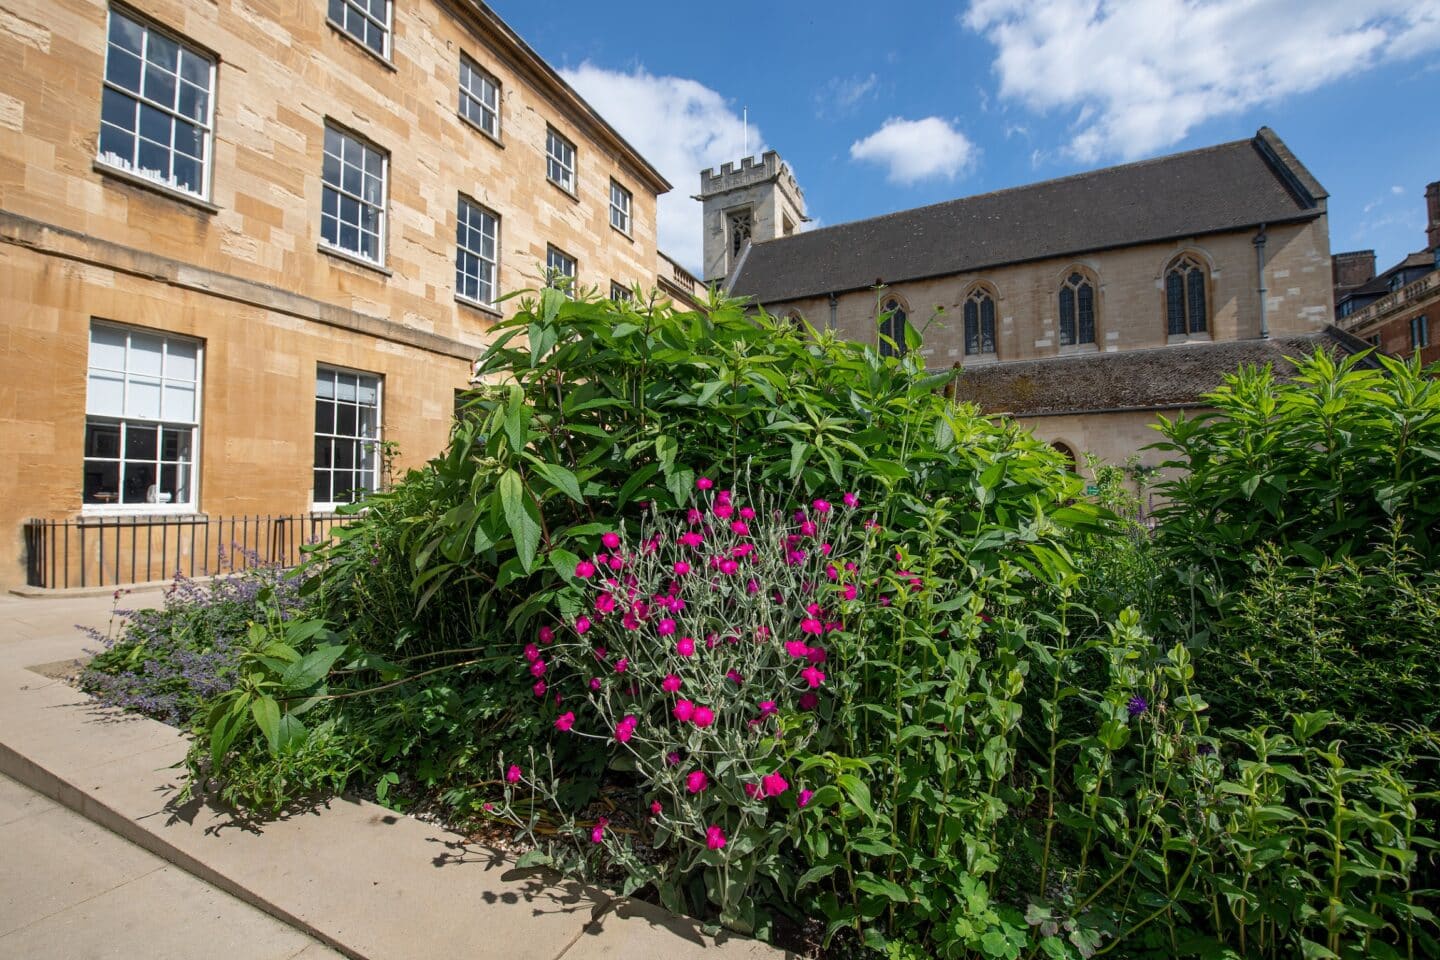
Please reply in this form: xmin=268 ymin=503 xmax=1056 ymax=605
xmin=1127 ymin=695 xmax=1149 ymax=718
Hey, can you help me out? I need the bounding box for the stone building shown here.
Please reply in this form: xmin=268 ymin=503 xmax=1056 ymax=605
xmin=707 ymin=128 xmax=1358 ymax=475
xmin=0 ymin=0 xmax=679 ymax=590
xmin=1335 ymin=180 xmax=1440 ymax=364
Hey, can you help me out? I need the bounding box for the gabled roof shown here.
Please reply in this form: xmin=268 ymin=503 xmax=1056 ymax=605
xmin=728 ymin=128 xmax=1326 ymax=305
xmin=949 ymin=328 xmax=1377 ymax=418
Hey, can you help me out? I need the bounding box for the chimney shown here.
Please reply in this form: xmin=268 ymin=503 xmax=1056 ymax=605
xmin=1331 ymin=250 xmax=1376 ymax=289
xmin=1427 ymin=180 xmax=1440 ymax=252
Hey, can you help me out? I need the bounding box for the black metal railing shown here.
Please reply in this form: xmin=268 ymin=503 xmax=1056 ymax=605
xmin=23 ymin=512 xmax=349 ymax=589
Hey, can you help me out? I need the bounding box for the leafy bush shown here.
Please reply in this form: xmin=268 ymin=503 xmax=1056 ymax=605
xmin=81 ymin=557 xmax=303 ymax=726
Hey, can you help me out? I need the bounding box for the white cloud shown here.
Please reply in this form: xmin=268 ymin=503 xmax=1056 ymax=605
xmin=963 ymin=0 xmax=1440 ymax=162
xmin=849 ymin=116 xmax=978 ymax=185
xmin=1392 ymin=184 xmax=1406 ymax=195
xmin=816 ymin=73 xmax=879 ymax=116
xmin=561 ymin=62 xmax=760 ymax=274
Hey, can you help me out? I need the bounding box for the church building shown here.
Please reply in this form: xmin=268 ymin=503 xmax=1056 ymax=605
xmin=702 ymin=130 xmax=1372 ymax=481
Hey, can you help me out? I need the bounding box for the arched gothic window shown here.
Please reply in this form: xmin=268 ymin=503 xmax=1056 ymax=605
xmin=964 ymin=287 xmax=997 ymax=356
xmin=879 ymin=298 xmax=908 ymax=358
xmin=784 ymin=310 xmax=805 ymax=334
xmin=1050 ymin=441 xmax=1078 ymax=470
xmin=1059 ymin=272 xmax=1096 ymax=346
xmin=1165 ymin=256 xmax=1208 ymax=336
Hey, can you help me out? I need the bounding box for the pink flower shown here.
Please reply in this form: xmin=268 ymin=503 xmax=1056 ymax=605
xmin=843 ymin=583 xmax=858 ymax=601
xmin=679 ymin=531 xmax=705 ymax=548
xmin=746 ymin=578 xmax=761 ymax=594
xmin=673 ymin=699 xmax=696 ymax=722
xmin=687 ymin=507 xmax=703 ymax=524
xmin=726 ymin=669 xmax=744 ymax=685
xmin=743 ymin=783 xmax=759 ymax=799
xmin=676 ymin=636 xmax=696 ymax=657
xmin=506 ymin=764 xmax=522 ymax=784
xmin=813 ymin=499 xmax=831 ymax=514
xmin=590 ymin=817 xmax=608 ymax=844
xmin=589 ymin=677 xmax=602 ymax=691
xmin=595 ymin=593 xmax=616 ymax=614
xmin=662 ymin=673 xmax=682 ymax=693
xmin=798 ymin=692 xmax=819 ymax=710
xmin=674 ymin=561 xmax=691 ymax=576
xmin=740 ymin=506 xmax=756 ymax=520
xmin=761 ymin=772 xmax=789 ymax=797
xmin=538 ymin=626 xmax=555 ymax=644
xmin=798 ymin=788 xmax=814 ymax=808
xmin=806 ymin=646 xmax=827 ymax=665
xmin=786 ymin=550 xmax=805 ymax=565
xmin=532 ymin=680 xmax=547 ymax=697
xmin=666 ymin=751 xmax=681 ymax=766
xmin=523 ymin=643 xmax=540 ymax=662
xmin=529 ymin=659 xmax=547 ymax=678
xmin=800 ymin=617 xmax=823 ymax=635
xmin=622 ymin=612 xmax=641 ymax=631
xmin=820 ymin=542 xmax=832 ymax=556
xmin=732 ymin=543 xmax=754 ymax=558
xmin=717 ymin=489 xmax=732 ymax=503
xmin=719 ymin=559 xmax=740 ymax=575
xmin=615 ymin=715 xmax=637 ymax=743
xmin=758 ymin=700 xmax=778 ymax=717
xmin=614 ymin=658 xmax=629 ymax=673
xmin=650 ymin=801 xmax=662 ymax=815
xmin=483 ymin=802 xmax=494 ymax=812
xmin=692 ymin=705 xmax=715 ymax=727
xmin=800 ymin=521 xmax=818 ymax=537
xmin=730 ymin=520 xmax=750 ymax=536
xmin=697 ymin=477 xmax=714 ymax=490
xmin=601 ymin=531 xmax=621 ymax=550
xmin=705 ymin=825 xmax=727 ymax=850
xmin=607 ymin=554 xmax=624 ymax=571
xmin=801 ymin=666 xmax=826 ymax=688
xmin=657 ymin=618 xmax=677 ymax=636
xmin=786 ymin=640 xmax=810 ymax=658
xmin=575 ymin=560 xmax=596 ymax=578
xmin=714 ymin=504 xmax=734 ymax=520
xmin=843 ymin=492 xmax=859 ymax=508
xmin=555 ymin=711 xmax=576 ymax=731
xmin=686 ymin=770 xmax=709 ymax=793
xmin=575 ymin=616 xmax=592 ymax=635
xmin=825 ymin=564 xmax=838 ymax=581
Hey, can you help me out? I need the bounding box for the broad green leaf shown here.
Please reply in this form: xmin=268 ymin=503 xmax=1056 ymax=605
xmin=499 ymin=468 xmax=543 ymax=573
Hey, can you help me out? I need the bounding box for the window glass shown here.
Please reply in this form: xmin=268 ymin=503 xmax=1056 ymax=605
xmin=459 ymin=57 xmax=500 ymax=137
xmin=456 ymin=197 xmax=499 ymax=306
xmin=609 ymin=180 xmax=632 ymax=233
xmin=328 ymin=0 xmax=390 ymax=57
xmin=314 ymin=366 xmax=382 ymax=507
xmin=546 ymin=128 xmax=575 ymax=193
xmin=98 ymin=9 xmax=214 ymax=199
xmin=321 ymin=126 xmax=387 ymax=263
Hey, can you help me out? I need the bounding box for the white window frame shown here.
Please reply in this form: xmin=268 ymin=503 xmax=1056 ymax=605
xmin=609 ymin=179 xmax=632 ymax=235
xmin=83 ymin=321 xmax=203 ymax=515
xmin=456 ymin=195 xmax=499 ymax=308
xmin=313 ymin=365 xmax=383 ymax=512
xmin=546 ymin=245 xmax=576 ymax=291
xmin=610 ymin=281 xmax=633 ymax=302
xmin=458 ymin=55 xmax=500 ymax=140
xmin=546 ymin=127 xmax=576 ymax=195
xmin=320 ymin=124 xmax=388 ymax=266
xmin=96 ymin=8 xmax=216 ymax=203
xmin=327 ymin=0 xmax=392 ymax=60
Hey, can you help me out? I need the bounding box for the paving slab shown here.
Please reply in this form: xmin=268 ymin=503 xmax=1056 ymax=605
xmin=0 ymin=591 xmax=794 ymax=960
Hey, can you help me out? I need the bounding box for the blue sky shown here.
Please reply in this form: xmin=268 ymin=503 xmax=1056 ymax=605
xmin=496 ymin=1 xmax=1440 ymax=277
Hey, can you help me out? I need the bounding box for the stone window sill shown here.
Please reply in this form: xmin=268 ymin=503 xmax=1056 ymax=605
xmin=326 ymin=19 xmax=397 ymax=72
xmin=457 ymin=294 xmax=502 ymax=319
xmin=548 ymin=178 xmax=579 ymax=203
xmin=94 ymin=160 xmax=220 ymax=214
xmin=458 ymin=111 xmax=503 ymax=148
xmin=318 ymin=243 xmax=392 ymax=276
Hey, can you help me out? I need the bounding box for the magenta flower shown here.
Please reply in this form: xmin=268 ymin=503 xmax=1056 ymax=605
xmin=800 ymin=520 xmax=818 ymax=537
xmin=523 ymin=643 xmax=540 ymax=662
xmin=506 ymin=764 xmax=522 ymax=783
xmin=798 ymin=692 xmax=819 ymax=710
xmin=590 ymin=817 xmax=608 ymax=844
xmin=532 ymin=680 xmax=547 ymax=697
xmin=761 ymin=772 xmax=789 ymax=797
xmin=726 ymin=669 xmax=744 ymax=685
xmin=622 ymin=612 xmax=641 ymax=630
xmin=692 ymin=705 xmax=715 ymax=727
xmin=842 ymin=492 xmax=859 ymax=508
xmin=714 ymin=504 xmax=734 ymax=520
xmin=595 ymin=593 xmax=616 ymax=614
xmin=674 ymin=699 xmax=696 ymax=722
xmin=740 ymin=506 xmax=756 ymax=520
xmin=732 ymin=543 xmax=754 ymax=558
xmin=813 ymin=499 xmax=831 ymax=514
xmin=615 ymin=715 xmax=637 ymax=743
xmin=743 ymin=783 xmax=759 ymax=799
xmin=798 ymin=788 xmax=814 ymax=808
xmin=607 ymin=554 xmax=624 ymax=571
xmin=601 ymin=531 xmax=621 ymax=550
xmin=657 ymin=618 xmax=677 ymax=635
xmin=825 ymin=564 xmax=838 ymax=581
xmin=843 ymin=583 xmax=858 ymax=601
xmin=687 ymin=507 xmax=703 ymax=524
xmin=800 ymin=617 xmax=823 ymax=635
xmin=674 ymin=561 xmax=691 ymax=576
xmin=538 ymin=626 xmax=555 ymax=644
xmin=758 ymin=700 xmax=778 ymax=717
xmin=676 ymin=636 xmax=696 ymax=657
xmin=575 ymin=616 xmax=592 ymax=635
xmin=662 ymin=673 xmax=682 ymax=693
xmin=705 ymin=825 xmax=727 ymax=850
xmin=686 ymin=770 xmax=709 ymax=793
xmin=696 ymin=477 xmax=713 ymax=490
xmin=666 ymin=751 xmax=681 ymax=766
xmin=730 ymin=520 xmax=750 ymax=536
xmin=679 ymin=532 xmax=704 ymax=548
xmin=529 ymin=659 xmax=547 ymax=678
xmin=650 ymin=801 xmax=662 ymax=815
xmin=719 ymin=558 xmax=740 ymax=575
xmin=555 ymin=711 xmax=576 ymax=731
xmin=614 ymin=658 xmax=629 ymax=673
xmin=801 ymin=666 xmax=826 ymax=688
xmin=785 ymin=640 xmax=810 ymax=658
xmin=575 ymin=560 xmax=596 ymax=578
xmin=589 ymin=677 xmax=601 ymax=691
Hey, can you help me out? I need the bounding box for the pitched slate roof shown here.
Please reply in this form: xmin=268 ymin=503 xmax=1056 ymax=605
xmin=949 ymin=328 xmax=1377 ymax=418
xmin=728 ymin=128 xmax=1326 ymax=305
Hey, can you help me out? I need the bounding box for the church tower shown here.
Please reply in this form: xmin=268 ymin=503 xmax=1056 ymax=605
xmin=695 ymin=151 xmax=809 ymax=284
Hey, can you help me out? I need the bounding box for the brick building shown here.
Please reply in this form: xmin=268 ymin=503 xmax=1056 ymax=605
xmin=1336 ymin=181 xmax=1440 ymax=364
xmin=0 ymin=0 xmax=681 ymax=590
xmin=704 ymin=129 xmax=1354 ymax=473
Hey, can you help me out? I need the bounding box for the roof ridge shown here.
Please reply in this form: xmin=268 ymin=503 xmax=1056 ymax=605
xmin=749 ymin=136 xmax=1255 ymax=251
xmin=951 ymin=335 xmax=1307 ymax=374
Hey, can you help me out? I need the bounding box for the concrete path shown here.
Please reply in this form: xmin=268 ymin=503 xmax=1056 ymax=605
xmin=1 ymin=772 xmax=344 ymax=960
xmin=0 ymin=588 xmax=790 ymax=960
